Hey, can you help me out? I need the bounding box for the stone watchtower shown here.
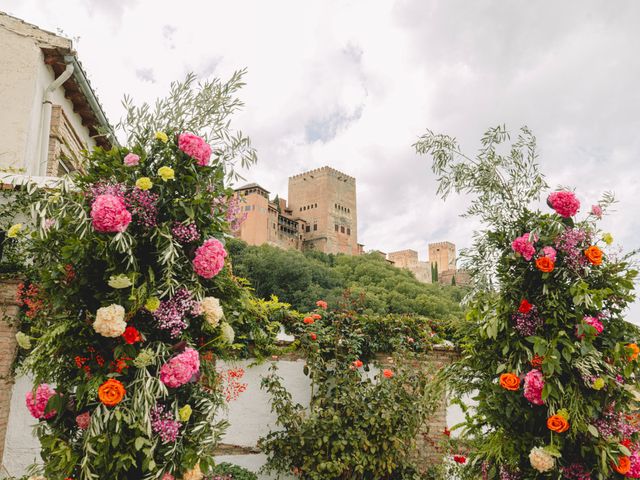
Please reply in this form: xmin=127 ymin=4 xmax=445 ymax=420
xmin=428 ymin=241 xmax=456 ymax=273
xmin=288 ymin=166 xmax=358 ymax=255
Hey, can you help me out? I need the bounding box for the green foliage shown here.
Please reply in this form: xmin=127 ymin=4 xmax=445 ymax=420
xmin=118 ymin=71 xmax=256 ymax=181
xmin=227 ymin=238 xmax=465 ymax=325
xmin=3 ymin=73 xmax=263 ymax=480
xmin=259 ymin=302 xmax=444 ymax=480
xmin=416 ymin=125 xmax=640 ymax=479
xmin=208 ymin=462 xmax=258 ymax=479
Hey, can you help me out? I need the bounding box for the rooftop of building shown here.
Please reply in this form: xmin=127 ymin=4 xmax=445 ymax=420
xmin=0 ymin=11 xmax=114 ymax=148
xmin=289 ymin=165 xmax=355 ymax=182
xmin=236 ymin=182 xmax=270 ymax=193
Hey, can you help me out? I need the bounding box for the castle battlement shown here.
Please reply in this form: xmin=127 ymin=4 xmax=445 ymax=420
xmin=289 ymin=166 xmax=355 ymax=184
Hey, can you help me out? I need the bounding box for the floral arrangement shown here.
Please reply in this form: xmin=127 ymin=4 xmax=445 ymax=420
xmin=4 ymin=74 xmax=265 ymax=480
xmin=416 ymin=125 xmax=640 ymax=479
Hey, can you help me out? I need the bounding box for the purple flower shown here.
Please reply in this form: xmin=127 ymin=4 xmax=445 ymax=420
xmin=150 ymin=404 xmax=181 ymax=442
xmin=153 ymin=289 xmax=196 ymax=337
xmin=172 ymin=222 xmax=200 ymax=244
xmin=512 ymin=305 xmax=543 ymax=336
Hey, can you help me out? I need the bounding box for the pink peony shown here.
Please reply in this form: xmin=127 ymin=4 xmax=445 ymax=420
xmin=123 ymin=153 xmax=140 ymax=166
xmin=178 ymin=132 xmax=212 ymax=166
xmin=159 ymin=348 xmax=200 ymax=388
xmin=511 ymin=233 xmax=536 ymax=261
xmin=25 ymin=384 xmax=57 ymax=419
xmin=91 ymin=194 xmax=132 ymax=233
xmin=193 ymin=238 xmax=227 ymax=279
xmin=541 ymin=246 xmax=557 ymax=262
xmin=591 ymin=204 xmax=603 ymax=218
xmin=548 ymin=191 xmax=580 ymax=218
xmin=578 ymin=315 xmax=604 ymax=339
xmin=523 ymin=369 xmax=544 ymax=406
xmin=76 ymin=411 xmax=91 ymax=430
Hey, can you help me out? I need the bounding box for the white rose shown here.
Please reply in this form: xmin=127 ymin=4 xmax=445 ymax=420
xmin=220 ymin=322 xmax=235 ymax=344
xmin=529 ymin=447 xmax=555 ymax=473
xmin=93 ymin=304 xmax=127 ymax=338
xmin=108 ymin=274 xmax=132 ymax=289
xmin=182 ymin=463 xmax=203 ymax=480
xmin=200 ymin=297 xmax=224 ymax=328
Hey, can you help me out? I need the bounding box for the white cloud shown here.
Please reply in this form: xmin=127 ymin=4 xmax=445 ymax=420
xmin=1 ymin=0 xmax=639 ymax=319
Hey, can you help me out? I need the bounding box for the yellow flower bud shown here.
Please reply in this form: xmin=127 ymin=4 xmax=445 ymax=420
xmin=154 ymin=131 xmax=168 ymax=143
xmin=145 ymin=297 xmax=160 ymax=312
xmin=158 ymin=166 xmax=175 ymax=182
xmin=179 ymin=404 xmax=192 ymax=422
xmin=7 ymin=223 xmax=22 ymax=238
xmin=135 ymin=177 xmax=153 ymax=191
xmin=602 ymin=233 xmax=613 ymax=245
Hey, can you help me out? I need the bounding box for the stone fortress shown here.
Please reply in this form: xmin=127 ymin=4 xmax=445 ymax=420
xmin=234 ymin=166 xmax=469 ymax=285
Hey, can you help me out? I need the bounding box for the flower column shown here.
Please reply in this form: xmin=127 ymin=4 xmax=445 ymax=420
xmin=0 ymin=278 xmax=22 ymax=465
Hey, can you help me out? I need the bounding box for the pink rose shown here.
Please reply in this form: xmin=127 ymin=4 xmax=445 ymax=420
xmin=548 ymin=191 xmax=580 ymax=218
xmin=576 ymin=315 xmax=604 ymax=339
xmin=25 ymin=384 xmax=57 ymax=419
xmin=91 ymin=194 xmax=132 ymax=233
xmin=541 ymin=246 xmax=557 ymax=262
xmin=178 ymin=132 xmax=212 ymax=166
xmin=511 ymin=233 xmax=536 ymax=261
xmin=76 ymin=411 xmax=91 ymax=429
xmin=591 ymin=204 xmax=603 ymax=218
xmin=192 ymin=238 xmax=227 ymax=279
xmin=523 ymin=369 xmax=544 ymax=406
xmin=123 ymin=153 xmax=140 ymax=166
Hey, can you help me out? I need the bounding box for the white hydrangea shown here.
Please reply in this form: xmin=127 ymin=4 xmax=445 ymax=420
xmin=220 ymin=322 xmax=235 ymax=344
xmin=182 ymin=463 xmax=203 ymax=480
xmin=16 ymin=331 xmax=32 ymax=349
xmin=529 ymin=447 xmax=555 ymax=473
xmin=108 ymin=274 xmax=132 ymax=289
xmin=93 ymin=304 xmax=126 ymax=338
xmin=28 ymin=476 xmax=47 ymax=480
xmin=200 ymin=296 xmax=224 ymax=328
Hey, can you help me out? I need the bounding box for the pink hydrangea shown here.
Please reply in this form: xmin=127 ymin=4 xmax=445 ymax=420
xmin=91 ymin=194 xmax=132 ymax=233
xmin=159 ymin=348 xmax=200 ymax=388
xmin=123 ymin=153 xmax=140 ymax=166
xmin=76 ymin=411 xmax=91 ymax=430
xmin=161 ymin=474 xmax=175 ymax=480
xmin=178 ymin=132 xmax=212 ymax=166
xmin=511 ymin=233 xmax=536 ymax=261
xmin=523 ymin=369 xmax=544 ymax=406
xmin=541 ymin=246 xmax=557 ymax=262
xmin=548 ymin=191 xmax=580 ymax=218
xmin=193 ymin=238 xmax=227 ymax=279
xmin=591 ymin=204 xmax=603 ymax=218
xmin=25 ymin=384 xmax=57 ymax=419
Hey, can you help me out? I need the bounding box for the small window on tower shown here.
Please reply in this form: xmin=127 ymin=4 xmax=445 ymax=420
xmin=314 ymin=224 xmax=318 ymax=231
xmin=340 ymin=226 xmax=345 ymax=233
xmin=335 ymin=224 xmax=339 ymax=231
xmin=347 ymin=228 xmax=351 ymax=235
xmin=306 ymin=225 xmax=310 ymax=233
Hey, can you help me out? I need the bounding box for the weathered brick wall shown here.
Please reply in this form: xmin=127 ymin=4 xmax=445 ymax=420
xmin=0 ymin=278 xmax=21 ymax=463
xmin=377 ymin=346 xmax=459 ymax=471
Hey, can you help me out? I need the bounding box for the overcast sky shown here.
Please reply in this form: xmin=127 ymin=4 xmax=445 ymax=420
xmin=2 ymin=0 xmax=639 ymax=319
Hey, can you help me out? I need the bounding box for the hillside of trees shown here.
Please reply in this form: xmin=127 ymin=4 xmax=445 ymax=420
xmin=226 ymin=239 xmax=465 ymax=322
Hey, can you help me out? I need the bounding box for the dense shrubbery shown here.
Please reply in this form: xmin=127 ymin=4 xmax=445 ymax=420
xmin=260 ymin=300 xmax=443 ymax=480
xmin=207 ymin=462 xmax=257 ymax=480
xmin=227 ymin=238 xmax=465 ymax=322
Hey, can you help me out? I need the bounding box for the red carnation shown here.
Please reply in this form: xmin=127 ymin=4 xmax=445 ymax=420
xmin=310 ymin=332 xmax=317 ymax=341
xmin=453 ymin=455 xmax=467 ymax=464
xmin=519 ymin=299 xmax=533 ymax=314
xmin=122 ymin=326 xmax=141 ymax=344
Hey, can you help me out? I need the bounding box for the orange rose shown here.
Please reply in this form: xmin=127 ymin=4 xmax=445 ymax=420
xmin=547 ymin=415 xmax=570 ymax=433
xmin=499 ymin=373 xmax=520 ymax=391
xmin=627 ymin=343 xmax=640 ymax=361
xmin=584 ymin=245 xmax=603 ymax=266
xmin=98 ymin=378 xmax=126 ymax=407
xmin=612 ymin=455 xmax=631 ymax=475
xmin=535 ymin=256 xmax=555 ymax=273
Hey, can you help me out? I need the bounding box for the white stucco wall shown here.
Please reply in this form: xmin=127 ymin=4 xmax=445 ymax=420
xmin=0 ymin=17 xmax=97 ymax=178
xmin=2 ymin=358 xmax=466 ymax=478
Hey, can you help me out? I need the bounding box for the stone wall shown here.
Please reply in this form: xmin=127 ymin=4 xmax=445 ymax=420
xmin=0 ymin=278 xmax=20 ymax=464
